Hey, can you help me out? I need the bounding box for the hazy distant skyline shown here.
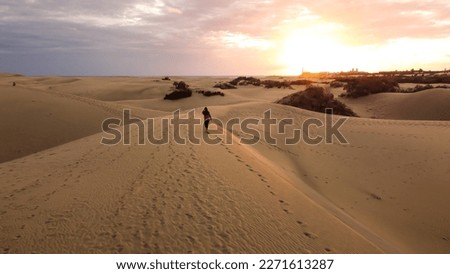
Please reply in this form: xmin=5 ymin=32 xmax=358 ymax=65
xmin=1 ymin=0 xmax=450 ymax=76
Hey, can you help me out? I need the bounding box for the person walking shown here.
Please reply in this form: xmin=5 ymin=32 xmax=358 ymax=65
xmin=202 ymin=107 xmax=212 ymax=133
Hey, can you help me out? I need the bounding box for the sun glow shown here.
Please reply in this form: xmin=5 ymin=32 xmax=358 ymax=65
xmin=277 ymin=24 xmax=450 ymax=75
xmin=278 ymin=26 xmax=355 ymax=75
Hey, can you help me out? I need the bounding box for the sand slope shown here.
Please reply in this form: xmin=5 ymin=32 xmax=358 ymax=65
xmin=0 ymin=85 xmax=123 ymax=163
xmin=338 ymin=88 xmax=450 ymax=120
xmin=0 ymin=75 xmax=449 ymax=253
xmin=216 ymin=103 xmax=450 ymax=253
xmin=0 ymin=117 xmax=381 ymax=253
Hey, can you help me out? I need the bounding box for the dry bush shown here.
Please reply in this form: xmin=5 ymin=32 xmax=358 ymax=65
xmin=277 ymin=86 xmax=357 ymax=116
xmin=164 ymin=81 xmax=192 ymax=100
xmin=341 ymin=77 xmax=399 ymax=98
xmin=196 ymin=90 xmax=225 ymax=97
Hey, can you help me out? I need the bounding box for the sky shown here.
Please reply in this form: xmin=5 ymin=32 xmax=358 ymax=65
xmin=1 ymin=0 xmax=450 ymax=76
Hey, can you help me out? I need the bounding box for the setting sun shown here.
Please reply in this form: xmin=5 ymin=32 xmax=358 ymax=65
xmin=278 ymin=25 xmax=357 ymax=75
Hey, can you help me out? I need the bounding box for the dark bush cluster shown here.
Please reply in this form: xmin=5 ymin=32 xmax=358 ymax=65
xmin=400 ymin=84 xmax=450 ymax=93
xmin=215 ymin=77 xmax=313 ymax=90
xmin=401 ymin=84 xmax=434 ymax=93
xmin=196 ymin=90 xmax=225 ymax=97
xmin=162 ymin=77 xmax=171 ymax=81
xmin=164 ymin=81 xmax=192 ymax=100
xmin=261 ymin=80 xmax=292 ymax=89
xmin=276 ymin=86 xmax=357 ymax=116
xmin=213 ymin=82 xmax=237 ymax=89
xmin=395 ymin=74 xmax=450 ymax=84
xmin=335 ymin=76 xmax=450 ymax=97
xmin=290 ymin=79 xmax=313 ymax=85
xmin=330 ymin=81 xmax=345 ymax=88
xmin=229 ymin=76 xmax=262 ymax=86
xmin=340 ymin=77 xmax=399 ymax=98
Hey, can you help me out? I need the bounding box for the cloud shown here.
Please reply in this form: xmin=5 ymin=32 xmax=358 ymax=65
xmin=0 ymin=0 xmax=449 ymax=75
xmin=166 ymin=6 xmax=183 ymax=15
xmin=205 ymin=31 xmax=274 ymax=50
xmin=305 ymin=0 xmax=450 ymax=43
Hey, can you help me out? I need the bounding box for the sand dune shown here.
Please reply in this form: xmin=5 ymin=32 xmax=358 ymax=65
xmin=0 ymin=75 xmax=449 ymax=254
xmin=217 ymin=103 xmax=450 ymax=253
xmin=0 ymin=85 xmax=123 ymax=163
xmin=338 ymin=88 xmax=450 ymax=120
xmin=0 ymin=118 xmax=381 ymax=253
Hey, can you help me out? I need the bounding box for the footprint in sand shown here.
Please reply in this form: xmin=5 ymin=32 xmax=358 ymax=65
xmin=370 ymin=193 xmax=382 ymax=200
xmin=278 ymin=199 xmax=289 ymax=205
xmin=296 ymin=220 xmax=307 ymax=226
xmin=244 ymin=164 xmax=255 ymax=172
xmin=304 ymin=232 xmax=318 ymax=239
xmin=186 ymin=235 xmax=197 ymax=244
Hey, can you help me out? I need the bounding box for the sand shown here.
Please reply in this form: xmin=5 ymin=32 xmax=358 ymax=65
xmin=332 ymin=86 xmax=450 ymax=120
xmin=0 ymin=74 xmax=449 ymax=253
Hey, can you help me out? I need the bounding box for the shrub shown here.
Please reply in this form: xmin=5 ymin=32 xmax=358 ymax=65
xmin=342 ymin=77 xmax=399 ymax=98
xmin=226 ymin=76 xmax=311 ymax=89
xmin=229 ymin=76 xmax=261 ymax=86
xmin=276 ymin=86 xmax=357 ymax=116
xmin=290 ymin=79 xmax=313 ymax=85
xmin=164 ymin=90 xmax=192 ymax=100
xmin=213 ymin=82 xmax=237 ymax=89
xmin=196 ymin=90 xmax=225 ymax=97
xmin=261 ymin=80 xmax=292 ymax=89
xmin=164 ymin=81 xmax=192 ymax=100
xmin=400 ymin=84 xmax=450 ymax=93
xmin=395 ymin=74 xmax=450 ymax=84
xmin=330 ymin=81 xmax=345 ymax=88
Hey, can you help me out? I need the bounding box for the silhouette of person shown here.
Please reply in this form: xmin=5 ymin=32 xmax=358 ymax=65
xmin=202 ymin=107 xmax=212 ymax=133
